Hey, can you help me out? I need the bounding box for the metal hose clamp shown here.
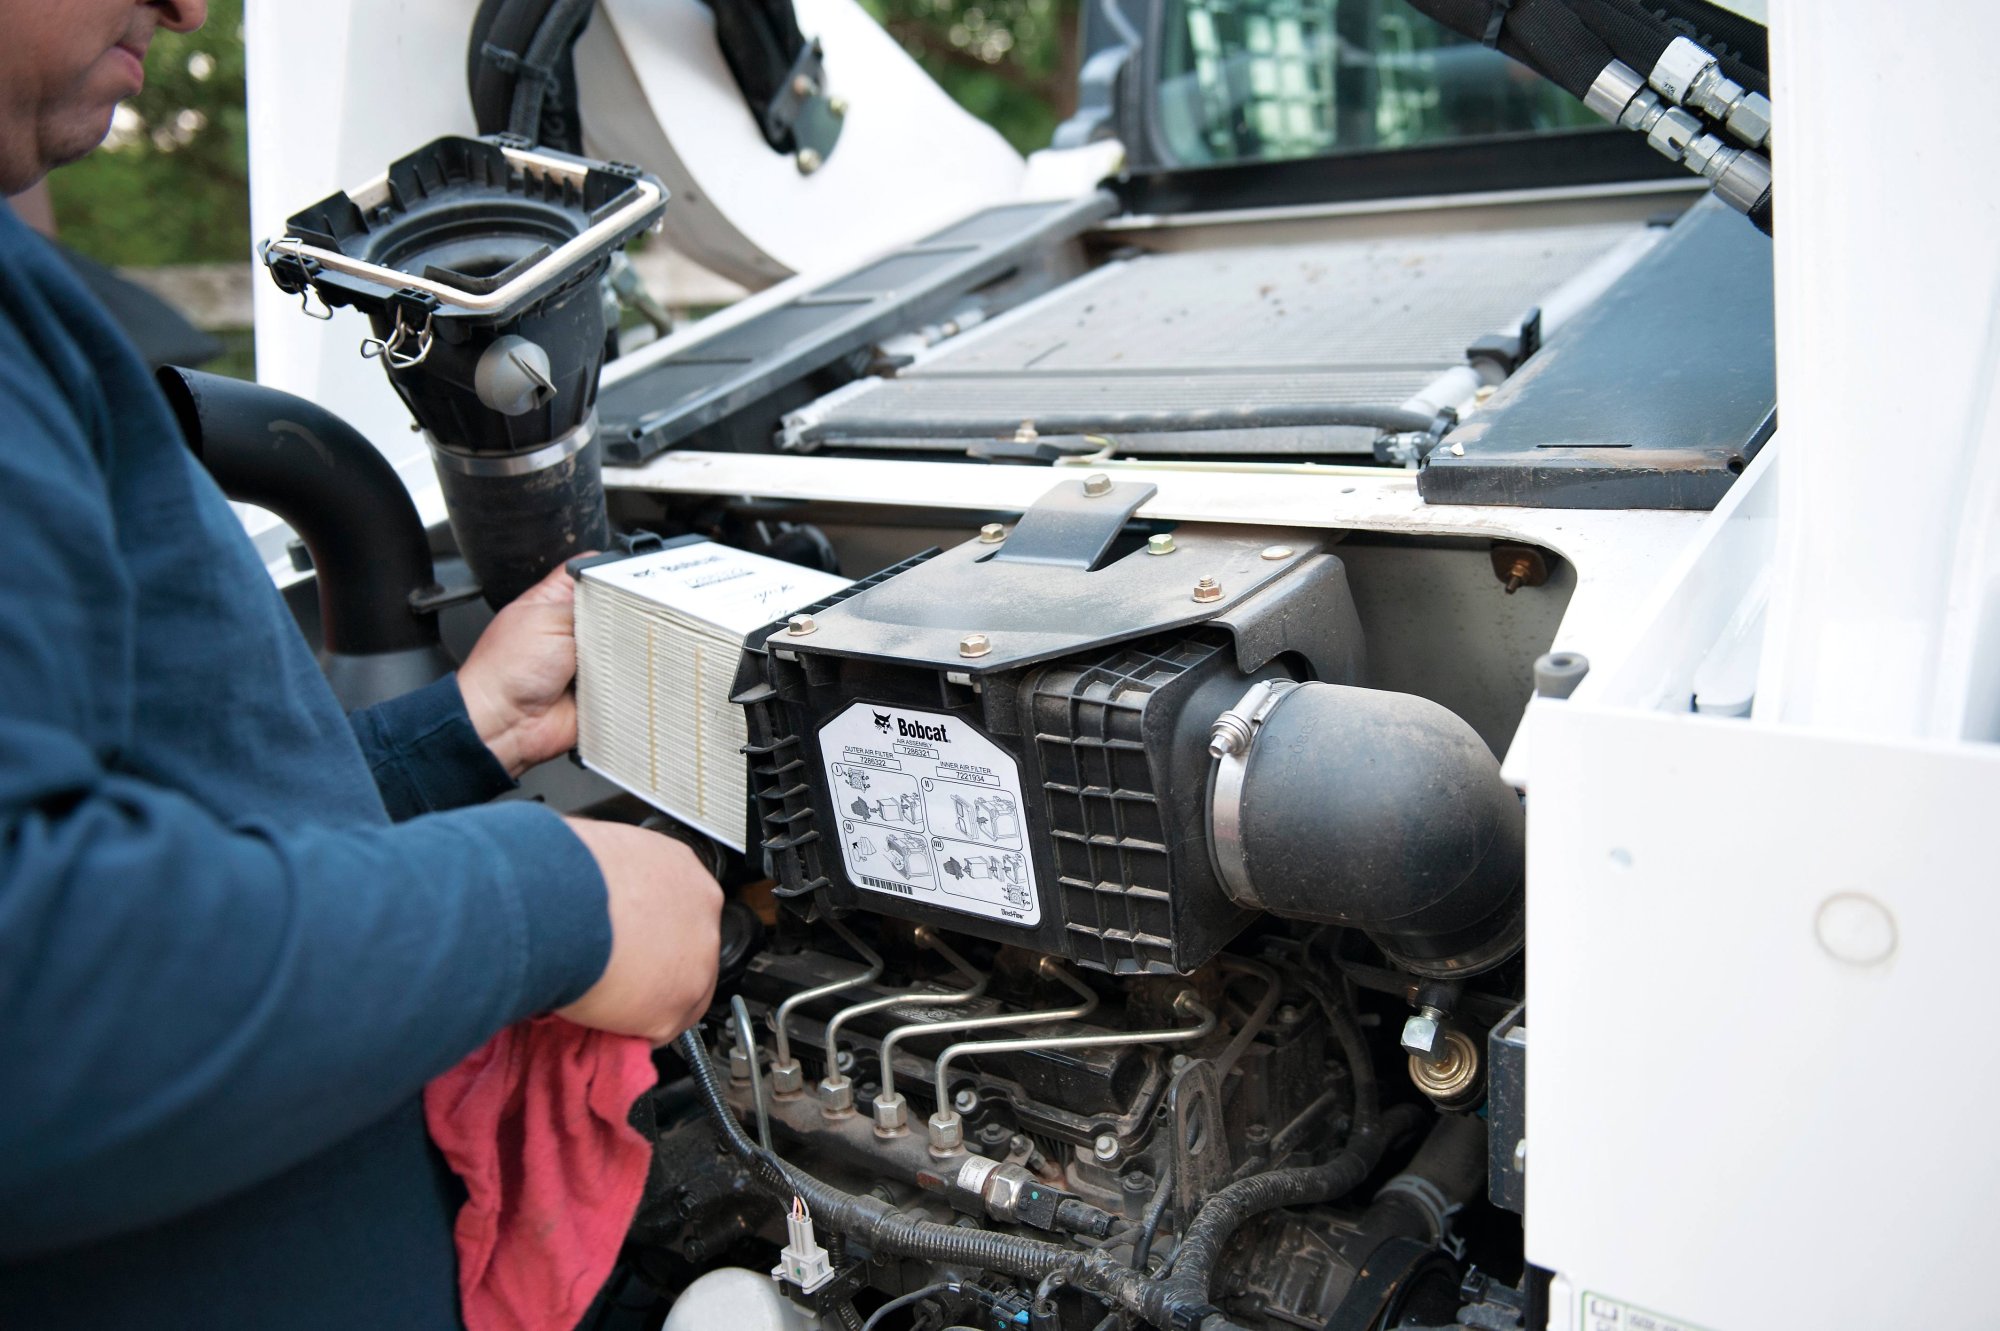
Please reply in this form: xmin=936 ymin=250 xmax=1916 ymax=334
xmin=1207 ymin=678 xmax=1301 ymax=903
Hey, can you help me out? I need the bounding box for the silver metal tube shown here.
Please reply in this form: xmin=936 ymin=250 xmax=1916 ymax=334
xmin=772 ymin=917 xmax=884 ymax=1072
xmin=926 ymin=993 xmax=1219 ymax=1152
xmin=870 ymin=960 xmax=1099 ymax=1133
xmin=1211 ymin=955 xmax=1281 ymax=1082
xmin=729 ymin=994 xmax=774 ymax=1154
xmin=820 ymin=929 xmax=986 ymax=1102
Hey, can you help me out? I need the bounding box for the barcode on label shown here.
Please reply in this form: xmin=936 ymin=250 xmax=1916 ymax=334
xmin=861 ymin=875 xmax=915 ymax=896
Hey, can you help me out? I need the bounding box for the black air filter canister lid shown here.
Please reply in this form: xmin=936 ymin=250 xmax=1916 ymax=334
xmin=262 ymin=136 xmax=667 ymax=604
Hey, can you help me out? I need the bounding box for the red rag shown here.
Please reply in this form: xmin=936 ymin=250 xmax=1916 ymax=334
xmin=425 ymin=1016 xmax=658 ymax=1331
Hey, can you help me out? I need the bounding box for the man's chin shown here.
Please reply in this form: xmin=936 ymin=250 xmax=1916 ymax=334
xmin=41 ymin=107 xmax=122 ymax=173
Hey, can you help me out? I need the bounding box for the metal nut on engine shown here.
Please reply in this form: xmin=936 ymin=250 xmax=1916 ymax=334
xmin=873 ymin=1092 xmax=910 ymax=1135
xmin=929 ymin=1111 xmax=966 ymax=1155
xmin=1400 ymin=1008 xmax=1446 ymax=1060
xmin=769 ymin=1060 xmax=804 ymax=1096
xmin=820 ymin=1075 xmax=855 ymax=1116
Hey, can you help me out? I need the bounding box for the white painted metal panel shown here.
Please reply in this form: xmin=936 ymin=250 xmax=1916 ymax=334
xmin=1527 ymin=699 xmax=2000 ymax=1330
xmin=1757 ymin=0 xmax=2000 ymax=742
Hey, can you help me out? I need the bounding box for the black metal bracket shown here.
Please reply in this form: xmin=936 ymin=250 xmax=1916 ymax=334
xmin=763 ymin=40 xmax=844 ymax=165
xmin=987 ymin=477 xmax=1159 ymax=571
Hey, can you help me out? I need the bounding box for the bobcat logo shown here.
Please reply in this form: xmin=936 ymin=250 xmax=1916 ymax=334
xmin=873 ymin=711 xmax=893 ymax=733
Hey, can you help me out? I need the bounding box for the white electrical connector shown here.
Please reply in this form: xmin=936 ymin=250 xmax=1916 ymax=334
xmin=772 ymin=1197 xmax=835 ymax=1293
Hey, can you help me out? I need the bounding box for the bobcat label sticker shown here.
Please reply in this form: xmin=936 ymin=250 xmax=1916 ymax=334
xmin=818 ymin=702 xmax=1041 ymax=926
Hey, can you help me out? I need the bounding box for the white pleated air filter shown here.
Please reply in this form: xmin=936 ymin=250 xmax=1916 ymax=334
xmin=574 ymin=541 xmax=851 ymax=849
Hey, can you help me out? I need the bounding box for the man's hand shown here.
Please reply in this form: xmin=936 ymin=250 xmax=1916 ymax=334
xmin=557 ymin=819 xmax=723 ymax=1045
xmin=458 ymin=562 xmax=584 ymax=778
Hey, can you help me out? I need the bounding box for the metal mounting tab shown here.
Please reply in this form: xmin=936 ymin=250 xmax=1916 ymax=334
xmin=986 ymin=475 xmax=1158 ymax=570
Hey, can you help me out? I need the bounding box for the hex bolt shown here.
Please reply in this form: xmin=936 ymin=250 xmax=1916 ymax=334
xmin=1082 ymin=472 xmax=1113 ymax=497
xmin=820 ymin=1076 xmax=855 ymax=1115
xmin=1400 ymin=1006 xmax=1448 ymax=1062
xmin=796 ymin=148 xmax=823 ymax=175
xmin=959 ymin=633 xmax=992 ymax=659
xmin=791 ymin=74 xmax=817 ymax=97
xmin=829 ymin=96 xmax=850 ymax=118
xmin=1192 ymin=576 xmax=1224 ymax=603
xmin=978 ymin=523 xmax=1007 ymax=544
xmin=769 ymin=1061 xmax=804 ymax=1096
xmin=727 ymin=1045 xmax=752 ymax=1081
xmin=1092 ymin=1134 xmax=1120 ymax=1163
xmin=1147 ymin=533 xmax=1177 ymax=556
xmin=930 ymin=1111 xmax=966 ymax=1154
xmin=1170 ymin=1054 xmax=1190 ymax=1071
xmin=786 ymin=613 xmax=817 ymax=636
xmin=1503 ymin=555 xmax=1535 ymax=594
xmin=1260 ymin=546 xmax=1295 ymax=561
xmin=873 ymin=1093 xmax=910 ymax=1136
xmin=953 ymin=1088 xmax=981 ymax=1114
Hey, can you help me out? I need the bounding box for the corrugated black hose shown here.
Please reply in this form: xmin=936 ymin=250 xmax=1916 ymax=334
xmin=1136 ymin=968 xmax=1429 ymax=1327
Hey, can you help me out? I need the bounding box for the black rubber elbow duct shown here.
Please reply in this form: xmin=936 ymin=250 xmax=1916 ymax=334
xmin=1209 ymin=682 xmax=1524 ymax=978
xmin=158 ymin=367 xmax=454 ymax=709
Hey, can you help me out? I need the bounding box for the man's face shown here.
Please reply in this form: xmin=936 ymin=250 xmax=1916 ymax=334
xmin=0 ymin=0 xmax=207 ymax=194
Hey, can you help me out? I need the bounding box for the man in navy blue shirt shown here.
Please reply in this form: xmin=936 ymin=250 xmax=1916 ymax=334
xmin=0 ymin=1 xmax=725 ymax=1324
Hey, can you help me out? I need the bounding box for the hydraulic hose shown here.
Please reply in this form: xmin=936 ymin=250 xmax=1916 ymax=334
xmin=1406 ymin=0 xmax=1772 ymax=232
xmin=507 ymin=0 xmax=597 ymax=143
xmin=1407 ymin=0 xmax=1615 ymax=99
xmin=1559 ymin=0 xmax=1765 ymax=96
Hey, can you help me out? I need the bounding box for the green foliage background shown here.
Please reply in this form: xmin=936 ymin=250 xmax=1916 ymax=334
xmin=45 ymin=0 xmax=1070 ymax=268
xmin=47 ymin=0 xmax=249 ymax=265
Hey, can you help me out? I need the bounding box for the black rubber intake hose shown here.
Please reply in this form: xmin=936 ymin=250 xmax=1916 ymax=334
xmin=157 ymin=367 xmax=443 ymax=662
xmin=1216 ymin=683 xmax=1525 ymax=979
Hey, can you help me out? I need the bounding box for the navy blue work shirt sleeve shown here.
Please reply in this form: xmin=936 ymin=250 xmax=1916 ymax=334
xmin=0 ymin=336 xmax=612 ymax=1256
xmin=350 ymin=672 xmax=520 ymax=819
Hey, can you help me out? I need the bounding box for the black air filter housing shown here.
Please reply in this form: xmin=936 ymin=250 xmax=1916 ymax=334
xmin=733 ymin=478 xmax=1364 ymax=975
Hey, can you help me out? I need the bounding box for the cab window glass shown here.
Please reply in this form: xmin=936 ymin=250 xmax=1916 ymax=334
xmin=1155 ymin=0 xmax=1603 ymax=167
